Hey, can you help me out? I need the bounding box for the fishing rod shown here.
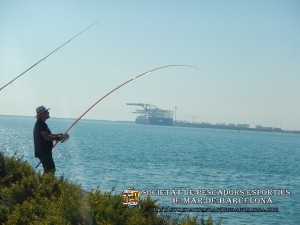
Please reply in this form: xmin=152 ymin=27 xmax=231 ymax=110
xmin=0 ymin=21 xmax=98 ymax=92
xmin=35 ymin=64 xmax=201 ymax=168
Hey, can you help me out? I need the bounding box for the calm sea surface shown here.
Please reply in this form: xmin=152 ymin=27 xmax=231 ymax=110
xmin=1 ymin=115 xmax=299 ymax=224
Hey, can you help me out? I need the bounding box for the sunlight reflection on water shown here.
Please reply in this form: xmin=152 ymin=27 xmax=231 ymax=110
xmin=1 ymin=116 xmax=300 ymax=224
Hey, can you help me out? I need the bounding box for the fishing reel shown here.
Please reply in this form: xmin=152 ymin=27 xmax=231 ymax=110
xmin=61 ymin=133 xmax=69 ymax=143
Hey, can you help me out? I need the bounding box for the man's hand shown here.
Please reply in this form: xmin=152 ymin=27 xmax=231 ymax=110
xmin=60 ymin=133 xmax=69 ymax=143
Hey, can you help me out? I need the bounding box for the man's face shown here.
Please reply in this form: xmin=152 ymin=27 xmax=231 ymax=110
xmin=41 ymin=110 xmax=50 ymax=120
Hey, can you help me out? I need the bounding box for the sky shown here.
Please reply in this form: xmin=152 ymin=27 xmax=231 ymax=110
xmin=0 ymin=0 xmax=299 ymax=130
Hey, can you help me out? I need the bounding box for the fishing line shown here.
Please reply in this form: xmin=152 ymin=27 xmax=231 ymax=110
xmin=35 ymin=64 xmax=201 ymax=168
xmin=0 ymin=21 xmax=98 ymax=92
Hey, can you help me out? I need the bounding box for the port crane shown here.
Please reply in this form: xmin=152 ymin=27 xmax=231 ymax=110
xmin=186 ymin=116 xmax=197 ymax=123
xmin=126 ymin=103 xmax=173 ymax=126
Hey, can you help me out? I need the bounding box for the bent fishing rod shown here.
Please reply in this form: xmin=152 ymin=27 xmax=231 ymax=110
xmin=35 ymin=64 xmax=201 ymax=168
xmin=0 ymin=21 xmax=98 ymax=92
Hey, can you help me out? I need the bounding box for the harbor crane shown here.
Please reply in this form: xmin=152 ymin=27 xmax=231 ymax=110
xmin=126 ymin=103 xmax=173 ymax=126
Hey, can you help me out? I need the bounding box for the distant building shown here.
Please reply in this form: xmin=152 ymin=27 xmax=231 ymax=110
xmin=256 ymin=125 xmax=264 ymax=129
xmin=237 ymin=124 xmax=250 ymax=128
xmin=256 ymin=125 xmax=282 ymax=132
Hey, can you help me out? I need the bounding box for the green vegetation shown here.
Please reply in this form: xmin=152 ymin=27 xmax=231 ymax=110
xmin=0 ymin=151 xmax=221 ymax=225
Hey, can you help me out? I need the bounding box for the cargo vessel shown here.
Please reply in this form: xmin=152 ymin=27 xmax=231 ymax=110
xmin=127 ymin=103 xmax=173 ymax=126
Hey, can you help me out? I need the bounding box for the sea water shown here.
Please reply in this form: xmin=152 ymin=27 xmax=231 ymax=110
xmin=1 ymin=115 xmax=299 ymax=224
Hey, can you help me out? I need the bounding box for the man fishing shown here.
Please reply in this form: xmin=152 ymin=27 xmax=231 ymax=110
xmin=33 ymin=106 xmax=69 ymax=174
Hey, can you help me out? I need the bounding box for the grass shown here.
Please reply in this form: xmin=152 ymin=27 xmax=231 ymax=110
xmin=0 ymin=151 xmax=221 ymax=225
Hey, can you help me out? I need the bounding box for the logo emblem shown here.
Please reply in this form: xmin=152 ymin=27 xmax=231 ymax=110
xmin=122 ymin=187 xmax=140 ymax=207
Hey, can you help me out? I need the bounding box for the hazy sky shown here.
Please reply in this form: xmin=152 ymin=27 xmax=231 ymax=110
xmin=0 ymin=0 xmax=299 ymax=130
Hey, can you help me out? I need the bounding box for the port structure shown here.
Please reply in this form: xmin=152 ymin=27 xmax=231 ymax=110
xmin=126 ymin=103 xmax=173 ymax=126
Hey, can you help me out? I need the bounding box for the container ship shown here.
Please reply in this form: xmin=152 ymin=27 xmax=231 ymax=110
xmin=126 ymin=103 xmax=173 ymax=126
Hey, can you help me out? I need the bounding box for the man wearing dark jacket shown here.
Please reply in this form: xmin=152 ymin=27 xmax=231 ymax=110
xmin=33 ymin=106 xmax=69 ymax=174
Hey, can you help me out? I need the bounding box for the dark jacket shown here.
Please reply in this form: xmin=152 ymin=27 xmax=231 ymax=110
xmin=33 ymin=119 xmax=53 ymax=157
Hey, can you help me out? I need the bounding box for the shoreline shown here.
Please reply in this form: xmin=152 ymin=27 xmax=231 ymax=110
xmin=1 ymin=114 xmax=299 ymax=135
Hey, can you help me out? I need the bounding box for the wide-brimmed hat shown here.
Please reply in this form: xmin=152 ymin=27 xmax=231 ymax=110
xmin=35 ymin=106 xmax=50 ymax=116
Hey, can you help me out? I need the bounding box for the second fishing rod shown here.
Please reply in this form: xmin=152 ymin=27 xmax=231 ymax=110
xmin=0 ymin=21 xmax=98 ymax=92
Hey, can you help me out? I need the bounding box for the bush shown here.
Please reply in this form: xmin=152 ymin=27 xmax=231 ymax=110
xmin=0 ymin=151 xmax=221 ymax=225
